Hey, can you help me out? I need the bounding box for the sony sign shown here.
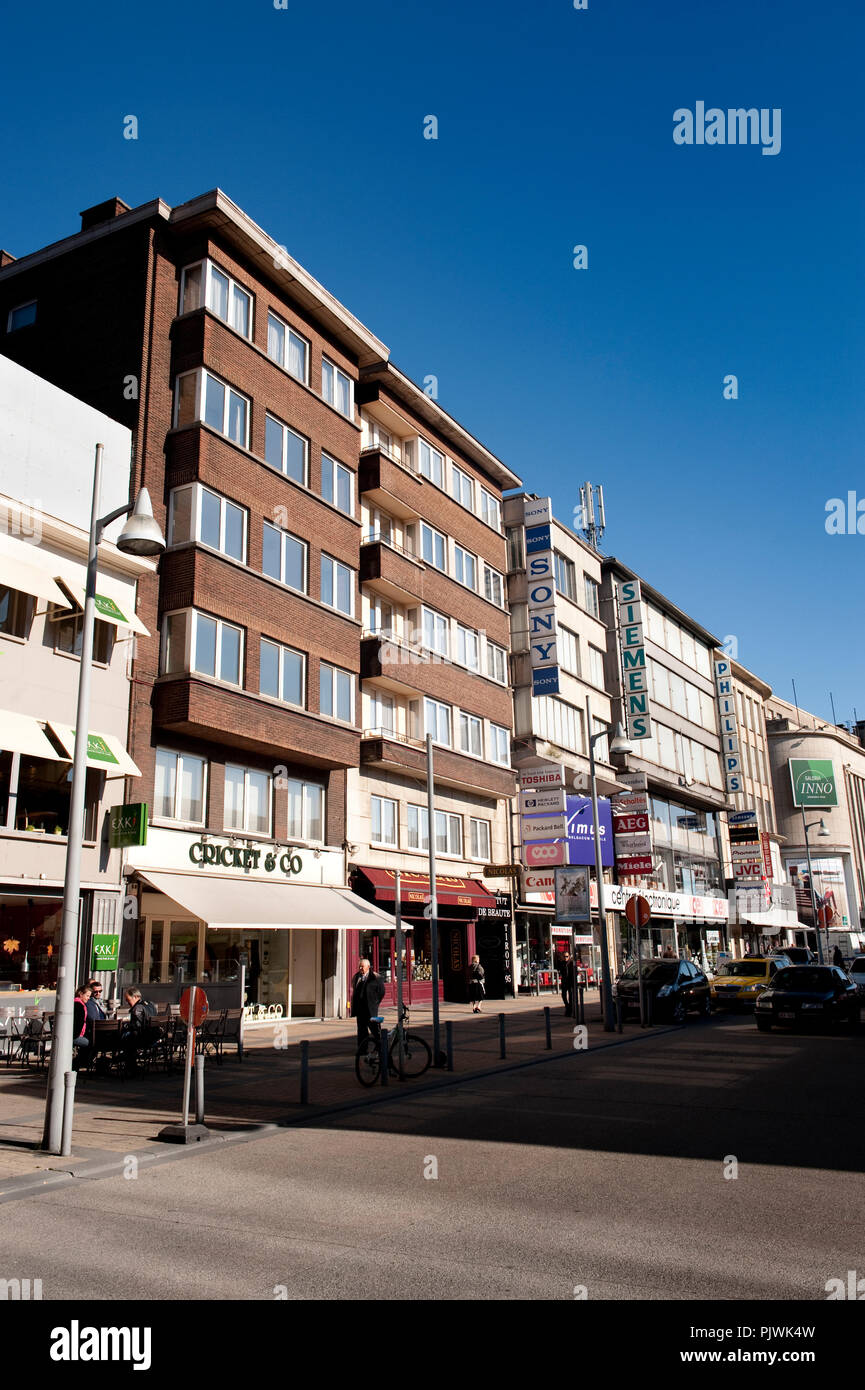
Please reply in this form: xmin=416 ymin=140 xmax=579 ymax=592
xmin=525 ymin=498 xmax=560 ymax=697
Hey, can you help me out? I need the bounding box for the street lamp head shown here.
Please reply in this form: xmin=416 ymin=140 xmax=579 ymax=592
xmin=818 ymin=819 xmax=831 ymax=838
xmin=116 ymin=488 xmax=165 ymax=556
xmin=609 ymin=723 xmax=634 ymax=756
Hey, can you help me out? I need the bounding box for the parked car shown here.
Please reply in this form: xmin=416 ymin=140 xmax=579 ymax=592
xmin=710 ymin=955 xmax=792 ymax=1009
xmin=754 ymin=965 xmax=861 ymax=1031
xmin=613 ymin=958 xmax=711 ymax=1024
xmin=774 ymin=946 xmax=816 ymax=966
xmin=847 ymin=956 xmax=865 ymax=996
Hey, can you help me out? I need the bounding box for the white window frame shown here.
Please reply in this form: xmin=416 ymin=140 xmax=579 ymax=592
xmin=173 ymin=368 xmax=250 ymax=449
xmin=286 ymin=778 xmax=326 ymax=843
xmin=153 ymin=748 xmax=207 ymax=825
xmin=371 ymin=795 xmax=398 ymax=848
xmin=224 ymin=764 xmax=272 ymax=836
xmin=179 ymin=260 xmax=253 ymax=339
xmin=486 ymin=640 xmax=507 ymax=683
xmin=554 ymin=552 xmax=577 ymax=601
xmin=424 ymin=697 xmax=452 ymax=747
xmin=168 ymin=484 xmax=247 ymax=563
xmin=266 ymin=309 xmax=310 ymax=384
xmin=420 ymin=523 xmax=447 ymax=571
xmin=264 ymin=413 xmax=309 ymax=486
xmin=584 ymin=575 xmax=600 ymax=618
xmin=453 ymin=544 xmax=478 ymax=591
xmin=321 ymin=356 xmax=354 ymax=418
xmin=451 ymin=464 xmax=475 ymax=511
xmin=407 ymin=806 xmax=462 ymax=857
xmin=418 ymin=438 xmax=444 ymax=487
xmin=161 ymin=607 xmax=244 ymax=687
xmin=320 ymin=662 xmax=355 ymax=723
xmin=262 ymin=521 xmax=308 ymax=593
xmin=470 ymin=817 xmax=491 ymax=861
xmin=558 ymin=626 xmax=580 ymax=677
xmin=483 ymin=564 xmax=505 ymax=608
xmin=420 ymin=606 xmax=449 ymax=657
xmin=587 ymin=644 xmax=605 ymax=689
xmin=456 ymin=624 xmax=480 ymax=671
xmin=480 ymin=489 xmax=502 ymax=532
xmin=320 ymin=554 xmax=355 ymax=617
xmin=259 ymin=638 xmax=305 ymax=708
xmin=321 ymin=453 xmax=354 ymax=517
xmin=459 ymin=711 xmax=483 ymax=757
xmin=489 ymin=723 xmax=511 ymax=766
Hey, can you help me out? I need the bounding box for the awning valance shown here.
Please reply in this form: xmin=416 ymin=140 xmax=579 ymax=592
xmin=55 ymin=580 xmax=149 ymax=636
xmin=0 ymin=709 xmax=66 ymax=760
xmin=47 ymin=722 xmax=140 ymax=777
xmin=0 ymin=549 xmax=71 ymax=608
xmin=354 ymin=867 xmax=496 ymax=909
xmin=137 ymin=870 xmax=398 ymax=931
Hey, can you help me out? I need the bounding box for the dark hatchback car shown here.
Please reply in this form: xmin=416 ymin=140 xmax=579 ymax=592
xmin=754 ymin=965 xmax=861 ymax=1032
xmin=613 ymin=958 xmax=711 ymax=1024
xmin=778 ymin=946 xmax=816 ymax=966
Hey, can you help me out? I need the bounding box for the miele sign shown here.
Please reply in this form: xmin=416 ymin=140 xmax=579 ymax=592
xmin=126 ymin=826 xmax=345 ymax=886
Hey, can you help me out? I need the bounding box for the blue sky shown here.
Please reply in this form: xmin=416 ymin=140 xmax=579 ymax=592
xmin=1 ymin=0 xmax=862 ymax=723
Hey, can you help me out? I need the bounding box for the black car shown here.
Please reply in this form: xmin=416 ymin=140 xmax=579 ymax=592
xmin=778 ymin=946 xmax=816 ymax=966
xmin=754 ymin=965 xmax=861 ymax=1032
xmin=613 ymin=958 xmax=711 ymax=1024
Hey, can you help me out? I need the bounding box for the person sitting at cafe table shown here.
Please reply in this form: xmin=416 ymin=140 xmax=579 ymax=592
xmin=85 ymin=979 xmax=108 ymax=1021
xmin=72 ymin=985 xmax=92 ymax=1071
xmin=120 ymin=987 xmax=158 ymax=1074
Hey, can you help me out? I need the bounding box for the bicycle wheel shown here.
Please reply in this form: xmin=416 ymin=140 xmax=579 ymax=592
xmin=394 ymin=1032 xmax=431 ymax=1078
xmin=355 ymin=1037 xmax=381 ymax=1087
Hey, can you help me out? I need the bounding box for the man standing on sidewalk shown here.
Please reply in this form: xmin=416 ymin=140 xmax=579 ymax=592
xmin=351 ymin=958 xmax=385 ymax=1052
xmin=559 ymin=953 xmax=573 ymax=1016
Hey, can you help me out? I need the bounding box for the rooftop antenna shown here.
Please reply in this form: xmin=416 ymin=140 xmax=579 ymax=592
xmin=578 ymin=481 xmax=606 ymax=551
xmin=829 ymin=691 xmax=838 ymax=726
xmin=791 ymin=678 xmax=803 ymax=729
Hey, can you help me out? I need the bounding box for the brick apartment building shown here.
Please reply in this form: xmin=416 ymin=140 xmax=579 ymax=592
xmin=0 ymin=189 xmax=518 ymax=1015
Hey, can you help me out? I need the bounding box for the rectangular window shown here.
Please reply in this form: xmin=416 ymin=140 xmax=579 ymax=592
xmin=481 ymin=489 xmax=501 ymax=532
xmin=321 ymin=454 xmax=354 ymax=516
xmin=451 ymin=465 xmax=474 ymax=510
xmin=407 ymin=805 xmax=428 ymax=852
xmin=483 ymin=564 xmax=505 ymax=608
xmin=322 ymin=357 xmax=353 ymax=417
xmin=436 ymin=810 xmax=462 ymax=856
xmin=154 ymin=749 xmax=206 ymax=823
xmin=259 ymin=639 xmax=305 ymax=706
xmin=320 ymin=554 xmax=355 ymax=616
xmin=286 ymin=779 xmax=325 ymax=842
xmin=535 ymin=696 xmax=584 ymax=754
xmin=459 ymin=711 xmax=482 ymax=756
xmin=424 ymin=697 xmax=451 ymax=747
xmin=453 ymin=545 xmax=477 ymax=590
xmin=486 ymin=640 xmax=507 ymax=683
xmin=420 ymin=523 xmax=446 ymax=571
xmin=418 ymin=439 xmax=444 ymax=487
xmin=266 ymin=310 xmax=309 ymax=383
xmin=264 ymin=414 xmax=308 ymax=486
xmin=506 ymin=526 xmax=524 ymax=571
xmin=262 ymin=521 xmax=307 ymax=592
xmin=54 ymin=610 xmax=112 ymax=664
xmin=456 ymin=624 xmax=479 ymax=671
xmin=421 ymin=606 xmax=449 ymax=657
xmin=583 ymin=574 xmax=600 ymax=617
xmin=558 ymin=626 xmax=580 ymax=676
xmin=173 ymin=369 xmax=249 ymax=448
xmin=224 ymin=765 xmax=271 ymax=835
xmin=470 ymin=817 xmax=491 ymax=860
xmin=587 ymin=644 xmax=605 ymax=688
xmin=168 ymin=484 xmax=246 ymax=562
xmin=490 ymin=724 xmax=510 ymax=765
xmin=368 ymin=688 xmax=395 ymax=734
xmin=320 ymin=663 xmax=354 ymax=722
xmin=7 ymin=301 xmax=37 ymax=332
xmin=181 ymin=261 xmax=252 ymax=338
xmin=0 ymin=586 xmax=31 ymax=639
xmin=162 ymin=609 xmax=243 ymax=685
xmin=554 ymin=553 xmax=576 ymax=601
xmin=371 ymin=796 xmax=398 ymax=847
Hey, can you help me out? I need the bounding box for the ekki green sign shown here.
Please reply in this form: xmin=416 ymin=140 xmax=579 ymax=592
xmin=109 ymin=802 xmax=148 ymax=848
xmin=90 ymin=934 xmax=120 ymax=971
xmin=789 ymin=758 xmax=839 ymax=808
xmin=94 ymin=594 xmax=128 ymax=624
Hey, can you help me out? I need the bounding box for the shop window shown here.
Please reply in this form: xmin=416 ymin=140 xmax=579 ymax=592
xmin=0 ymin=585 xmax=32 ymax=639
xmin=53 ymin=608 xmax=113 ymax=664
xmin=13 ymin=757 xmax=99 ymax=838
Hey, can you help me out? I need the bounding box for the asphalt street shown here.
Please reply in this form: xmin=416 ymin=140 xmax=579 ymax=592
xmin=2 ymin=1012 xmax=863 ymax=1301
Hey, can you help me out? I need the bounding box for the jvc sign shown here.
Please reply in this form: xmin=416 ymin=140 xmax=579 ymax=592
xmin=789 ymin=759 xmax=838 ymax=808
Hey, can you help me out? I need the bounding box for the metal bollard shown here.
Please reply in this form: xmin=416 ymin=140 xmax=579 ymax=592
xmin=544 ymin=1006 xmax=552 ymax=1050
xmin=299 ymin=1040 xmax=309 ymax=1104
xmin=195 ymin=1053 xmax=205 ymax=1124
xmin=379 ymin=1027 xmax=389 ymax=1086
xmin=498 ymin=1012 xmax=506 ymax=1059
xmin=445 ymin=1020 xmax=454 ymax=1072
xmin=61 ymin=1070 xmax=77 ymax=1158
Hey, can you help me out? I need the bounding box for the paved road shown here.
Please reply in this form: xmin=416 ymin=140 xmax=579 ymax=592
xmin=2 ymin=1013 xmax=863 ymax=1300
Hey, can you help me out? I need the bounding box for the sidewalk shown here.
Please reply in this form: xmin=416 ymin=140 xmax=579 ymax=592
xmin=0 ymin=992 xmax=668 ymax=1195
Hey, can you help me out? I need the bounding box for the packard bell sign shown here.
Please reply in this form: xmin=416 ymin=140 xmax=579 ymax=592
xmin=524 ymin=498 xmax=560 ymax=698
xmin=616 ymin=578 xmax=652 ymax=739
xmin=713 ymin=655 xmax=742 ymax=793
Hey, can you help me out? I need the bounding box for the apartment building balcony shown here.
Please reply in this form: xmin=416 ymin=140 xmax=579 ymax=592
xmin=359 ymin=534 xmax=425 ymax=605
xmin=358 ymin=445 xmax=424 ymax=520
xmin=360 ymin=728 xmax=516 ymax=799
xmin=153 ymin=677 xmax=361 ymax=770
xmin=360 ymin=632 xmax=514 ymax=723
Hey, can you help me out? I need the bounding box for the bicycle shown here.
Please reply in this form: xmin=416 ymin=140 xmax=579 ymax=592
xmin=355 ymin=1005 xmax=432 ymax=1086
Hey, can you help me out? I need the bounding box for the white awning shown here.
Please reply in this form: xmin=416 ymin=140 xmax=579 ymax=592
xmin=48 ymin=722 xmax=140 ymax=777
xmin=0 ymin=709 xmax=66 ymax=760
xmin=54 ymin=579 xmax=149 ymax=636
xmin=0 ymin=549 xmax=71 ymax=607
xmin=137 ymin=870 xmax=397 ymax=931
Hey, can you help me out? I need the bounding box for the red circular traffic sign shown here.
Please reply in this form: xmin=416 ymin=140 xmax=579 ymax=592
xmin=625 ymin=895 xmax=651 ymax=929
xmin=179 ymin=986 xmax=209 ymax=1027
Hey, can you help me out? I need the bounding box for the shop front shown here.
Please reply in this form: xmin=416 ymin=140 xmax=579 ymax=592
xmin=597 ymin=881 xmax=730 ymax=972
xmin=350 ymin=868 xmax=502 ymax=1003
xmin=125 ymin=827 xmax=394 ymax=1018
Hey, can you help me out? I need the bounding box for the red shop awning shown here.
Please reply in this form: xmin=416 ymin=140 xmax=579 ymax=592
xmin=354 ymin=867 xmax=496 ymax=910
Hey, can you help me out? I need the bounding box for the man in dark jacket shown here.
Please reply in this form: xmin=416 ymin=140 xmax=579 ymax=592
xmin=85 ymin=980 xmax=108 ymax=1021
xmin=351 ymin=958 xmax=385 ymax=1052
xmin=559 ymin=953 xmax=573 ymax=1016
xmin=121 ymin=987 xmax=157 ymax=1074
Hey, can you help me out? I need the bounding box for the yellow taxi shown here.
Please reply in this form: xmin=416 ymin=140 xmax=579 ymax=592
xmin=710 ymin=955 xmax=792 ymax=1009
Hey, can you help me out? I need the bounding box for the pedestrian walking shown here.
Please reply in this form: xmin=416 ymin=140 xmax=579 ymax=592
xmin=559 ymin=952 xmax=573 ymax=1016
xmin=351 ymin=958 xmax=385 ymax=1052
xmin=468 ymin=955 xmax=486 ymax=1013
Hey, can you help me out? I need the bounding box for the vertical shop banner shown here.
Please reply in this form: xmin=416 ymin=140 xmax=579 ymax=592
xmin=526 ymin=498 xmax=560 ymax=697
xmin=616 ymin=578 xmax=652 ymax=738
xmin=713 ymin=656 xmax=742 ymax=793
xmin=612 ymin=792 xmax=653 ymax=874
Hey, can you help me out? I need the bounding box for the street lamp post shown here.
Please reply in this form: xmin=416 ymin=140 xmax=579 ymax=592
xmin=41 ymin=445 xmax=164 ymax=1155
xmin=801 ymin=810 xmax=831 ymax=966
xmin=586 ymin=696 xmax=633 ymax=1032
